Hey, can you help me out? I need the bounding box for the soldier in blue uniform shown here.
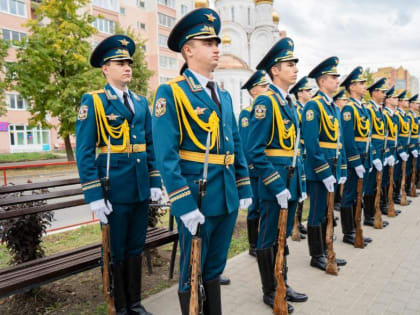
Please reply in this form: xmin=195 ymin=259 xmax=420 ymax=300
xmin=151 ymin=8 xmax=253 ymax=315
xmin=340 ymin=66 xmax=373 ymax=246
xmin=239 ymin=70 xmax=270 ymax=257
xmin=76 ymin=35 xmax=162 ymax=315
xmin=364 ymin=78 xmax=390 ymax=228
xmin=406 ymin=94 xmax=419 ymax=195
xmin=245 ymin=38 xmax=308 ymax=313
xmin=290 ymin=76 xmax=313 ymax=239
xmin=333 ymin=88 xmax=348 ymax=111
xmin=393 ymin=90 xmax=411 ymax=205
xmin=381 ymin=86 xmax=399 ymax=215
xmin=302 ymin=57 xmax=347 ymax=271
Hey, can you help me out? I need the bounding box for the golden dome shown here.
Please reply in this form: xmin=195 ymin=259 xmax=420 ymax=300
xmin=254 ymin=0 xmax=274 ymax=4
xmin=221 ymin=34 xmax=232 ymax=44
xmin=272 ymin=11 xmax=279 ymax=24
xmin=195 ymin=0 xmax=209 ymax=8
xmin=216 ymin=54 xmax=250 ymax=70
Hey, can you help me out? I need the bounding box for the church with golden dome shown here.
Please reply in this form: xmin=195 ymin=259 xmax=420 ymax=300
xmin=200 ymin=0 xmax=283 ymax=116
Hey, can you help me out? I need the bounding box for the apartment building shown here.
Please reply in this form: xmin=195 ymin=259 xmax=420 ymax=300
xmin=0 ymin=0 xmax=194 ymax=153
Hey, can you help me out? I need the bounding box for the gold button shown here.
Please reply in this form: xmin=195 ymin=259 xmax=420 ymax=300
xmin=225 ymin=136 xmax=229 ymax=141
xmin=137 ymin=158 xmax=141 ymax=163
xmin=133 ymin=135 xmax=137 ymax=139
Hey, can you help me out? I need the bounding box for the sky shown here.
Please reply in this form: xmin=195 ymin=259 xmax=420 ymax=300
xmin=272 ymin=0 xmax=420 ymax=81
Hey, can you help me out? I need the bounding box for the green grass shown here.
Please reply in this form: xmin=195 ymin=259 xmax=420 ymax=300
xmin=0 ymin=152 xmax=62 ymax=163
xmin=0 ymin=224 xmax=101 ymax=268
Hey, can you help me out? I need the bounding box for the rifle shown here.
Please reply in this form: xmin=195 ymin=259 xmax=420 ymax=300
xmin=189 ymin=132 xmax=210 ymax=315
xmin=373 ymin=127 xmax=388 ymax=229
xmin=273 ymin=127 xmax=300 ymax=315
xmin=387 ymin=128 xmax=398 ymax=217
xmin=400 ymin=127 xmax=411 ymax=206
xmin=102 ymin=137 xmax=116 ymax=315
xmin=354 ymin=110 xmax=372 ymax=249
xmin=291 ymin=204 xmax=301 ymax=242
xmin=409 ymin=129 xmax=419 ymax=197
xmin=325 ymin=118 xmax=340 ymax=275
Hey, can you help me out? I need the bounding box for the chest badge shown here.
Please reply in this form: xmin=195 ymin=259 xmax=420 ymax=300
xmin=194 ymin=107 xmax=207 ymax=116
xmin=106 ymin=113 xmax=120 ymax=121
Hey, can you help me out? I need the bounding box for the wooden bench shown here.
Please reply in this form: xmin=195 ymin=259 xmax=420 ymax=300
xmin=0 ymin=178 xmax=178 ymax=298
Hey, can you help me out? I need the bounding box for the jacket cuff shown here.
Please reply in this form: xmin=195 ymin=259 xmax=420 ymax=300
xmin=168 ymin=186 xmax=197 ymax=217
xmin=81 ymin=179 xmax=104 ymax=203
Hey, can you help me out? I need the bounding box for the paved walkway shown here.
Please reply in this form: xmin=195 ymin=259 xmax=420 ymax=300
xmin=144 ymin=193 xmax=420 ymax=315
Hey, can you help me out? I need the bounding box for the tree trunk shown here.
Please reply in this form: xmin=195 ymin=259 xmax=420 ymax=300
xmin=64 ymin=134 xmax=75 ymax=161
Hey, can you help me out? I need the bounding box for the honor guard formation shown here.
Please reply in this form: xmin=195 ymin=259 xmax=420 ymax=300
xmin=75 ymin=6 xmax=420 ymax=315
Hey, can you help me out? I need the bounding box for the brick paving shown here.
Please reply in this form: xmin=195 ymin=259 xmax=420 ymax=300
xmin=144 ymin=193 xmax=420 ymax=314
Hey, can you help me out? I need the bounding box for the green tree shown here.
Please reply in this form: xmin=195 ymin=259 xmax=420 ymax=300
xmin=8 ymin=0 xmax=104 ymax=161
xmin=0 ymin=37 xmax=10 ymax=116
xmin=363 ymin=67 xmax=375 ymax=102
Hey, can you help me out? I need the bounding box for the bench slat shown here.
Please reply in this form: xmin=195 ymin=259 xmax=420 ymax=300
xmin=0 ymin=178 xmax=80 ymax=194
xmin=0 ymin=188 xmax=83 ymax=207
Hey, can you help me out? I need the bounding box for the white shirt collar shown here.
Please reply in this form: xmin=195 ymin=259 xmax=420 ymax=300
xmin=275 ymin=85 xmax=288 ymax=100
xmin=110 ymin=84 xmax=134 ymax=112
xmin=384 ymin=106 xmax=394 ymax=115
xmin=370 ymin=100 xmax=379 ymax=110
xmin=189 ymin=69 xmax=219 ymax=101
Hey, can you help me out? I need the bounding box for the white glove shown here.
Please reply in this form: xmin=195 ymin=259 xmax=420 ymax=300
xmin=387 ymin=155 xmax=395 ymax=167
xmin=150 ymin=188 xmax=162 ymax=201
xmin=239 ymin=198 xmax=252 ymax=209
xmin=322 ymin=175 xmax=336 ymax=192
xmin=90 ymin=199 xmax=113 ymax=224
xmin=412 ymin=150 xmax=418 ymax=158
xmin=355 ymin=165 xmax=366 ymax=179
xmin=399 ymin=152 xmax=409 ymax=162
xmin=180 ymin=209 xmax=205 ymax=235
xmin=298 ymin=192 xmax=307 ymax=203
xmin=276 ymin=189 xmax=291 ymax=209
xmin=338 ymin=176 xmax=347 ymax=185
xmin=373 ymin=159 xmax=383 ymax=172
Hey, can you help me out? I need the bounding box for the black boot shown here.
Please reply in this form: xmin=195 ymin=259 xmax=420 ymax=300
xmin=340 ymin=206 xmax=356 ymax=245
xmin=203 ymin=278 xmax=222 ymax=315
xmin=296 ymin=202 xmax=307 ymax=235
xmin=247 ymin=218 xmax=259 ymax=257
xmin=219 ymin=274 xmax=231 ymax=285
xmin=321 ymin=220 xmax=346 ymax=266
xmin=125 ymin=255 xmax=152 ymax=315
xmin=308 ymin=225 xmax=327 ymax=271
xmin=256 ymin=247 xmax=276 ymax=307
xmin=284 ymin=256 xmax=308 ymax=302
xmin=177 ymin=291 xmax=190 ymax=315
xmin=393 ymin=180 xmax=401 ymax=204
xmin=380 ymin=186 xmax=389 ymax=215
xmin=112 ymin=262 xmax=129 ymax=315
xmin=363 ymin=195 xmax=375 ymax=226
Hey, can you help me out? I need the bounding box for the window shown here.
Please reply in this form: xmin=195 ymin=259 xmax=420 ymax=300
xmin=9 ymin=124 xmax=50 ymax=147
xmin=159 ymin=76 xmax=173 ymax=84
xmin=239 ymin=82 xmax=244 ymax=105
xmin=4 ymin=61 xmax=17 ymax=79
xmin=93 ymin=18 xmax=115 ymax=34
xmin=6 ymin=93 xmax=27 ymax=110
xmin=137 ymin=21 xmax=146 ymax=31
xmin=119 ymin=7 xmax=125 ymax=15
xmin=92 ymin=0 xmax=119 ymax=11
xmin=2 ymin=28 xmax=26 ymax=44
xmin=159 ymin=55 xmax=177 ymax=69
xmin=136 ymin=0 xmax=145 ymax=8
xmin=231 ymin=7 xmax=235 ymax=22
xmin=0 ymin=0 xmax=26 ymax=17
xmin=248 ymin=7 xmax=251 ymax=25
xmin=159 ymin=34 xmax=168 ymax=48
xmin=158 ymin=13 xmax=175 ymax=28
xmin=181 ymin=4 xmax=188 ymax=16
xmin=158 ymin=0 xmax=175 ymax=8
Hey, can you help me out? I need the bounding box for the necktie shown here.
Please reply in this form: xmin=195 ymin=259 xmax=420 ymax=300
xmin=286 ymin=94 xmax=292 ymax=107
xmin=123 ymin=92 xmax=134 ymax=116
xmin=206 ymin=81 xmax=221 ymax=109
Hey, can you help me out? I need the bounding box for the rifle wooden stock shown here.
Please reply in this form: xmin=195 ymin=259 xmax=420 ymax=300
xmin=387 ymin=166 xmax=396 ymax=217
xmin=409 ymin=157 xmax=417 ymax=197
xmin=325 ymin=191 xmax=338 ymax=275
xmin=101 ymin=224 xmax=116 ymax=315
xmin=400 ymin=160 xmax=408 ymax=206
xmin=273 ymin=208 xmax=288 ymax=315
xmin=291 ymin=206 xmax=301 ymax=242
xmin=354 ymin=178 xmax=364 ymax=248
xmin=373 ymin=171 xmax=383 ymax=229
xmin=189 ymin=235 xmax=202 ymax=315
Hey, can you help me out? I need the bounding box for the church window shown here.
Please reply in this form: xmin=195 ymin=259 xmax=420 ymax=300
xmin=248 ymin=7 xmax=251 ymax=25
xmin=231 ymin=7 xmax=235 ymax=22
